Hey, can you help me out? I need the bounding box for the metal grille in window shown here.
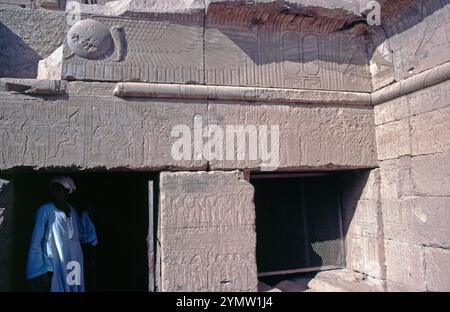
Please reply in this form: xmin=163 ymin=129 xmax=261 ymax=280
xmin=254 ymin=174 xmax=345 ymax=277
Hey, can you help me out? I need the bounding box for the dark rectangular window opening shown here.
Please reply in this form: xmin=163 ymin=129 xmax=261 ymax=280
xmin=3 ymin=171 xmax=158 ymax=292
xmin=251 ymin=172 xmax=345 ymax=281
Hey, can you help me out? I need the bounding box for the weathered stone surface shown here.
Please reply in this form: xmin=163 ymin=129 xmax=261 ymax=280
xmin=375 ymin=66 xmax=450 ymax=291
xmin=68 ymin=0 xmax=388 ymax=21
xmin=157 ymin=171 xmax=257 ymax=292
xmin=369 ymin=37 xmax=395 ymax=91
xmin=382 ymin=196 xmax=450 ymax=249
xmin=207 ymin=102 xmax=377 ymax=171
xmin=66 ymin=19 xmax=114 ymax=60
xmin=374 ymin=96 xmax=409 ymax=126
xmin=375 ymin=119 xmax=411 ymax=160
xmin=407 ymin=80 xmax=450 ymax=116
xmin=0 ymin=179 xmax=14 ymax=291
xmin=0 ymin=82 xmax=208 ymax=170
xmin=379 ymin=0 xmax=450 ymax=82
xmin=0 ymin=78 xmax=66 ymax=94
xmin=425 ymin=248 xmax=450 ymax=291
xmin=56 ymin=1 xmax=378 ymax=91
xmin=385 ymin=281 xmax=423 ymax=292
xmin=308 ymin=269 xmax=384 ymax=292
xmin=0 ymin=7 xmax=67 ymax=78
xmin=410 ymin=152 xmax=450 ymax=197
xmin=70 ymin=0 xmax=205 ymax=16
xmin=342 ymin=169 xmax=385 ymax=280
xmin=379 ymin=157 xmax=414 ymax=200
xmin=0 ymin=81 xmax=378 ymax=171
xmin=372 ymin=61 xmax=450 ymax=105
xmin=273 ymin=280 xmax=308 ymax=292
xmin=341 ymin=170 xmax=380 ymax=204
xmin=205 ymin=2 xmax=372 ymax=92
xmin=37 ymin=45 xmax=63 ymax=80
xmin=346 ymin=200 xmax=380 ymax=238
xmin=113 ymin=82 xmax=372 ymax=106
xmin=62 ymin=14 xmax=205 ymax=83
xmin=410 ymin=106 xmax=450 ymax=156
xmin=384 ymin=240 xmax=425 ymax=291
xmin=346 ymin=236 xmax=385 ymax=279
xmin=0 ymin=0 xmax=34 ymax=8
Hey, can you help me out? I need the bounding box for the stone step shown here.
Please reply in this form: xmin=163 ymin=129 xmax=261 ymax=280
xmin=308 ymin=269 xmax=385 ymax=292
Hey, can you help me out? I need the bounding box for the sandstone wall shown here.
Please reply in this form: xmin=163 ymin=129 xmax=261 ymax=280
xmin=0 ymin=7 xmax=67 ymax=78
xmin=0 ymin=81 xmax=377 ymax=172
xmin=369 ymin=0 xmax=450 ymax=90
xmin=157 ymin=170 xmax=257 ymax=291
xmin=341 ymin=169 xmax=385 ymax=284
xmin=374 ymin=80 xmax=450 ymax=291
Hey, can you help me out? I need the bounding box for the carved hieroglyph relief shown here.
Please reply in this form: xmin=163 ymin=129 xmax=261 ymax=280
xmin=205 ymin=3 xmax=372 ymax=92
xmin=0 ymin=90 xmax=207 ymax=170
xmin=0 ymin=80 xmax=377 ymax=171
xmin=371 ymin=0 xmax=450 ymax=84
xmin=62 ymin=13 xmax=205 ymax=83
xmin=158 ymin=171 xmax=257 ymax=292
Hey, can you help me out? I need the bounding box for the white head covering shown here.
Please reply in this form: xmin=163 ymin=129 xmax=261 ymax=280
xmin=50 ymin=176 xmax=77 ymax=195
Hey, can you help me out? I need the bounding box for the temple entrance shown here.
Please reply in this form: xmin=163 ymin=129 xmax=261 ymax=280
xmin=1 ymin=171 xmax=157 ymax=292
xmin=252 ymin=173 xmax=345 ymax=283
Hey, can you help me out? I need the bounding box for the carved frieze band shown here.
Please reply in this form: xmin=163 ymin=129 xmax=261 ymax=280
xmin=114 ymin=57 xmax=450 ymax=106
xmin=113 ymin=82 xmax=372 ymax=106
xmin=372 ymin=61 xmax=450 ymax=105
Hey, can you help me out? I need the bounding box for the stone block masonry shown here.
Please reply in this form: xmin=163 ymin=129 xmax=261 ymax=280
xmin=157 ymin=171 xmax=257 ymax=292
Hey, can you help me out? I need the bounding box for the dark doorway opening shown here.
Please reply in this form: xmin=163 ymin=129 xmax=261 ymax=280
xmin=251 ymin=173 xmax=345 ymax=281
xmin=9 ymin=171 xmax=157 ymax=292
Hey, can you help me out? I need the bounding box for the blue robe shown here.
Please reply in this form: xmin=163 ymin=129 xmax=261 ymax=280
xmin=27 ymin=202 xmax=98 ymax=292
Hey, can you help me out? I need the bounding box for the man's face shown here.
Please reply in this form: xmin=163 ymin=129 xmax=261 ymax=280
xmin=50 ymin=183 xmax=68 ymax=203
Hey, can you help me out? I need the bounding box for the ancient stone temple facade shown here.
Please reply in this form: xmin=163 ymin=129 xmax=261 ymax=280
xmin=0 ymin=0 xmax=449 ymax=292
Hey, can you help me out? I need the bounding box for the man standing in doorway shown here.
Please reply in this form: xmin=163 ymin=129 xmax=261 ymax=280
xmin=26 ymin=176 xmax=98 ymax=292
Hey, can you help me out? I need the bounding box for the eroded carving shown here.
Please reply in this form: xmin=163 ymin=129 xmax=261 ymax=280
xmin=67 ymin=19 xmax=114 ymax=60
xmin=158 ymin=171 xmax=258 ymax=292
xmin=0 ymin=78 xmax=67 ymax=95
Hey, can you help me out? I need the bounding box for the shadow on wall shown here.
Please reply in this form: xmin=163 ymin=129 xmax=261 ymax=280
xmin=206 ymin=1 xmax=370 ymax=67
xmin=207 ymin=0 xmax=450 ymax=69
xmin=0 ymin=22 xmax=41 ymax=78
xmin=340 ymin=170 xmax=374 ymax=238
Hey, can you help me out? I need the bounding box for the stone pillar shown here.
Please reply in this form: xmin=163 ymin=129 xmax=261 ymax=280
xmin=157 ymin=171 xmax=257 ymax=292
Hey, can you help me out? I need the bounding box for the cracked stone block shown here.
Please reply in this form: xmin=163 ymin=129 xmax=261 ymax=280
xmin=346 ymin=236 xmax=385 ymax=279
xmin=382 ymin=196 xmax=450 ymax=248
xmin=375 ymin=119 xmax=411 ymax=161
xmin=205 ymin=2 xmax=372 ymax=92
xmin=61 ymin=13 xmax=205 ymax=83
xmin=410 ymin=152 xmax=450 ymax=197
xmin=407 ymin=80 xmax=450 ymax=116
xmin=385 ymin=240 xmax=425 ymax=291
xmin=157 ymin=171 xmax=257 ymax=292
xmin=410 ymin=106 xmax=450 ymax=156
xmin=207 ymin=102 xmax=377 ymax=171
xmin=379 ymin=158 xmax=414 ymax=200
xmin=308 ymin=269 xmax=384 ymax=292
xmin=425 ymin=248 xmax=450 ymax=291
xmin=382 ymin=0 xmax=450 ymax=81
xmin=0 ymin=7 xmax=67 ymax=78
xmin=37 ymin=45 xmax=63 ymax=80
xmin=369 ymin=39 xmax=395 ymax=91
xmin=374 ymin=96 xmax=409 ymax=126
xmin=0 ymin=83 xmax=208 ymax=170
